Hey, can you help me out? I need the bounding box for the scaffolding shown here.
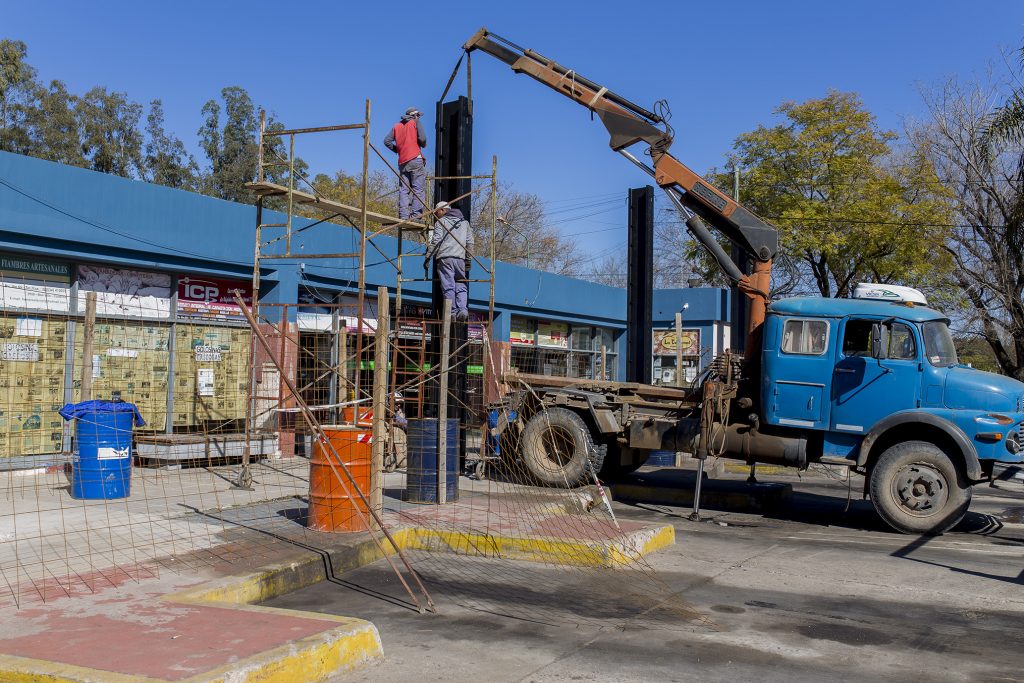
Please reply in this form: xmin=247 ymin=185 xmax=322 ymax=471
xmin=236 ymin=99 xmax=498 ymax=484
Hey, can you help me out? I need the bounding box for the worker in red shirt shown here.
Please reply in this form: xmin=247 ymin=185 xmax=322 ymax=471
xmin=383 ymin=107 xmax=428 ymax=221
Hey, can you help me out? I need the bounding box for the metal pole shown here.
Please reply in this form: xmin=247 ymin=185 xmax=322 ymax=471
xmin=371 ymin=287 xmax=389 ymax=525
xmin=329 ymin=301 xmax=339 ymax=423
xmin=80 ymin=291 xmax=97 ymax=401
xmin=355 ymin=100 xmax=371 ymax=412
xmin=437 ymin=299 xmax=452 ymax=505
xmin=675 ymin=312 xmax=684 ymax=388
xmin=285 ymin=133 xmax=295 ymax=256
xmin=689 ymin=458 xmax=705 ymax=521
xmin=600 ymin=344 xmax=607 ymax=381
xmin=488 ymin=156 xmax=497 ymax=331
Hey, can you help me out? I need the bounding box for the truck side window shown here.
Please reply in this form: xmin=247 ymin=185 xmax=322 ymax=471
xmin=842 ymin=320 xmax=916 ymax=359
xmin=887 ymin=323 xmax=916 ymax=360
xmin=781 ymin=319 xmax=828 ymax=355
xmin=842 ymin=320 xmax=874 ymax=357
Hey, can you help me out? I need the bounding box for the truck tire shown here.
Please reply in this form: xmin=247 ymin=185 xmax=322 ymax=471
xmin=868 ymin=440 xmax=972 ymax=535
xmin=520 ymin=408 xmax=596 ymax=487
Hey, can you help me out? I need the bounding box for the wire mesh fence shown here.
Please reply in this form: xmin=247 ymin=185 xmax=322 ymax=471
xmin=0 ymin=277 xmax=703 ymax=630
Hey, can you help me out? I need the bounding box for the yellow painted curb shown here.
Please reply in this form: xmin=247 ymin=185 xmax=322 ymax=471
xmin=0 ymin=654 xmax=162 ymax=683
xmin=400 ymin=523 xmax=675 ymax=568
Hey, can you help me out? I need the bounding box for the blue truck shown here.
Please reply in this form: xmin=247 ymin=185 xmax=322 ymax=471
xmin=506 ymin=284 xmax=1024 ymax=535
xmin=465 ymin=29 xmax=1024 ymax=533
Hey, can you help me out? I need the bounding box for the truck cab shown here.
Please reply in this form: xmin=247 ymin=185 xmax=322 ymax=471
xmin=760 ymin=284 xmax=1024 ymax=533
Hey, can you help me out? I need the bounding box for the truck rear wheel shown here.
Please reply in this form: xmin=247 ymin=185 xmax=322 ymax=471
xmin=868 ymin=440 xmax=971 ymax=535
xmin=520 ymin=408 xmax=596 ymax=487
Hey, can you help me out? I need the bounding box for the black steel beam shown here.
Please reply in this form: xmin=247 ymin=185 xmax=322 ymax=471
xmin=627 ymin=186 xmax=654 ymax=384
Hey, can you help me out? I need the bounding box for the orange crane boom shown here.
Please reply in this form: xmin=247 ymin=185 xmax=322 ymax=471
xmin=463 ymin=28 xmax=776 ymax=351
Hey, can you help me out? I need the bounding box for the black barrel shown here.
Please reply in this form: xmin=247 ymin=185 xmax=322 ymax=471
xmin=406 ymin=418 xmax=459 ymax=503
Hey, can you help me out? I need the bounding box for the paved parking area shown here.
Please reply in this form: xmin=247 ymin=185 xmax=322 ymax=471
xmin=266 ymin=467 xmax=1024 ymax=682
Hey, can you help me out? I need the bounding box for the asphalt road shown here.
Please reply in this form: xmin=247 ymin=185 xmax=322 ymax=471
xmin=265 ymin=468 xmax=1024 ymax=682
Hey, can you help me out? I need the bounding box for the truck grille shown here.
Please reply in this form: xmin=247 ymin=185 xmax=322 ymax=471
xmin=1019 ymin=394 xmax=1024 ymax=413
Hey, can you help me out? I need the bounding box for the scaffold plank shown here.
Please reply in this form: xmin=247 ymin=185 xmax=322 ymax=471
xmin=245 ymin=181 xmax=427 ymax=230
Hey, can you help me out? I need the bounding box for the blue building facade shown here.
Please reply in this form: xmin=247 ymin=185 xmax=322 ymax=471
xmin=0 ymin=151 xmax=730 ymax=459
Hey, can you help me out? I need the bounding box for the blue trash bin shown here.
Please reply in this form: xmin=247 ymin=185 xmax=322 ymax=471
xmin=60 ymin=400 xmax=145 ymax=500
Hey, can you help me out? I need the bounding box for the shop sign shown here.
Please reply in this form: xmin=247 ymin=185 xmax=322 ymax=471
xmin=537 ymin=321 xmax=569 ymax=349
xmin=653 ymin=329 xmax=700 ymax=356
xmin=77 ymin=265 xmax=172 ymax=319
xmin=1 ymin=343 xmax=39 ymax=362
xmin=0 ymin=253 xmax=71 ymax=281
xmin=0 ymin=253 xmax=71 ymax=313
xmin=178 ymin=276 xmax=253 ymax=320
xmin=194 ymin=345 xmax=222 ymax=362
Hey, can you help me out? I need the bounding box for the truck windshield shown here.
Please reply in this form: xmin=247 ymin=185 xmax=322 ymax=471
xmin=922 ymin=321 xmax=958 ymax=367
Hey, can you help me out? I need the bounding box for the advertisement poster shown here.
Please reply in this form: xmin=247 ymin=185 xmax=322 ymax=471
xmin=537 ymin=321 xmax=568 ymax=349
xmin=652 ymin=329 xmax=700 ymax=356
xmin=510 ymin=318 xmax=534 ymax=346
xmin=197 ymin=369 xmax=215 ymax=397
xmin=77 ymin=265 xmax=172 ymax=318
xmin=178 ymin=276 xmax=253 ymax=320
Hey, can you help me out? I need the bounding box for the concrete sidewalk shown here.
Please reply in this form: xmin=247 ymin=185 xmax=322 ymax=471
xmin=0 ymin=537 xmax=383 ymax=682
xmin=0 ymin=464 xmax=676 ymax=681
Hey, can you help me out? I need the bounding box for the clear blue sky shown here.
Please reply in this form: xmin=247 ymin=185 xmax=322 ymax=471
xmin=6 ymin=1 xmax=1024 ymax=269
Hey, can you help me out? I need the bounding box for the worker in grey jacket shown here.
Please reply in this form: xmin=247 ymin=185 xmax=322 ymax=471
xmin=426 ymin=201 xmax=474 ymax=319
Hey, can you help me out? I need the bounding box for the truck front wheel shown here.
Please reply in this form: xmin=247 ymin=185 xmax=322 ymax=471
xmin=868 ymin=440 xmax=971 ymax=535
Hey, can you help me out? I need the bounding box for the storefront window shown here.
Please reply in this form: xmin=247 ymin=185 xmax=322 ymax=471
xmin=652 ymin=327 xmax=700 ymax=385
xmin=508 ymin=316 xmax=617 ymax=381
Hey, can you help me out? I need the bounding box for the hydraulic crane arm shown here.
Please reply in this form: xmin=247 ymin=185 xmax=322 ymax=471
xmin=463 ymin=28 xmax=777 ymax=343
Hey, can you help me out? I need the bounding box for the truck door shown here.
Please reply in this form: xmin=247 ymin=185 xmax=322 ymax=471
xmin=830 ymin=318 xmax=921 ymax=435
xmin=766 ymin=317 xmax=833 ymax=430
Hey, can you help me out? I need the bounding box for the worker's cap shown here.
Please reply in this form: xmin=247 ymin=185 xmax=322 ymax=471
xmin=433 ymin=201 xmax=450 ymax=212
xmin=405 ymin=107 xmax=422 ymax=118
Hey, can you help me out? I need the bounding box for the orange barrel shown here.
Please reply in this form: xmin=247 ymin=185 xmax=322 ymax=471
xmin=308 ymin=426 xmax=372 ymax=532
xmin=340 ymin=406 xmax=373 ymax=427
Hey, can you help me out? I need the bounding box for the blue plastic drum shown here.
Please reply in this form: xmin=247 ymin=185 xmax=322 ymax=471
xmin=71 ymin=410 xmax=134 ymax=499
xmin=406 ymin=418 xmax=459 ymax=503
xmin=646 ymin=450 xmax=677 ymax=467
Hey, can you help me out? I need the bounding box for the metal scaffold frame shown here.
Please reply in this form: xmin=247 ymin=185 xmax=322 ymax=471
xmin=235 ymin=98 xmax=498 ymax=485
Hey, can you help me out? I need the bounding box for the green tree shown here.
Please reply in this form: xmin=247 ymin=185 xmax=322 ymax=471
xmin=144 ymin=99 xmax=197 ymax=189
xmin=77 ymin=86 xmax=145 ymax=177
xmin=198 ymin=86 xmax=303 ymax=202
xmin=715 ymin=91 xmax=952 ymax=298
xmin=25 ymin=80 xmax=84 ymax=166
xmin=0 ymin=39 xmax=36 ymax=154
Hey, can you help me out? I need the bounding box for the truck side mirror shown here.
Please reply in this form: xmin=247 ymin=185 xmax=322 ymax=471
xmin=870 ymin=323 xmax=889 ymax=360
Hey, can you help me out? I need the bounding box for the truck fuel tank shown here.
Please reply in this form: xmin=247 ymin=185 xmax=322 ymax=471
xmin=662 ymin=419 xmax=807 ymax=468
